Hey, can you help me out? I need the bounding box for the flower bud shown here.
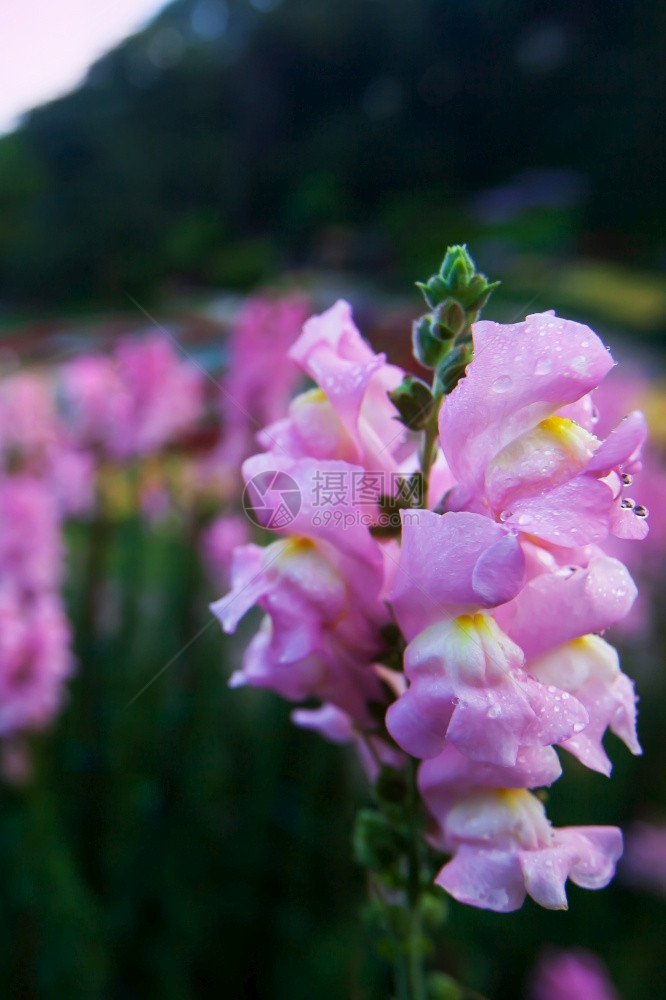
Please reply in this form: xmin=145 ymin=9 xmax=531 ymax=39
xmin=389 ymin=376 xmax=435 ymax=430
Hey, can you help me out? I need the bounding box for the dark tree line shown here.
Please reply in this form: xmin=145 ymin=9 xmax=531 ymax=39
xmin=0 ymin=0 xmax=663 ymax=305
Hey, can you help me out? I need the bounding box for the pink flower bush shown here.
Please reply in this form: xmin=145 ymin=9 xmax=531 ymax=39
xmin=0 ymin=475 xmax=73 ymax=749
xmin=0 ymin=370 xmax=95 ymax=516
xmin=0 ymin=582 xmax=73 ymax=741
xmin=212 ymin=274 xmax=648 ymax=923
xmin=62 ymin=333 xmax=205 ymax=460
xmin=0 ymin=476 xmax=64 ymax=591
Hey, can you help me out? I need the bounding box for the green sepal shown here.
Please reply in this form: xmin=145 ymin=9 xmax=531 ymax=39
xmin=412 ymin=314 xmax=452 ymax=369
xmin=434 ymin=297 xmax=467 ymax=339
xmin=435 ymin=342 xmax=473 ymax=395
xmin=389 ymin=375 xmax=435 ymax=430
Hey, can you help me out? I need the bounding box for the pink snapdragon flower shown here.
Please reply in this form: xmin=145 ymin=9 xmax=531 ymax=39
xmin=530 ymin=948 xmax=620 ymax=1000
xmin=439 ymin=312 xmax=648 ymax=546
xmin=211 ymin=534 xmax=388 ymax=720
xmin=427 ymin=787 xmax=621 ymax=912
xmin=259 ymin=300 xmax=405 ymax=472
xmin=211 ymin=284 xmax=648 ymax=920
xmin=385 ymin=510 xmax=588 ymax=765
xmin=496 ymin=560 xmax=640 ymax=775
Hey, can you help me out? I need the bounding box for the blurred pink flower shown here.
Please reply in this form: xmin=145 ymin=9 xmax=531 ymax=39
xmin=202 ymin=513 xmax=251 ymax=586
xmin=0 ymin=583 xmax=73 ymax=740
xmin=62 ymin=333 xmax=205 ymax=459
xmin=0 ymin=475 xmax=64 ymax=591
xmin=530 ymin=947 xmax=620 ymax=1000
xmin=218 ymin=293 xmax=309 ymax=469
xmin=621 ymin=821 xmax=666 ymax=896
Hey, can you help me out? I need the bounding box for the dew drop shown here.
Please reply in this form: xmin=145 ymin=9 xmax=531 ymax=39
xmin=572 ymin=721 xmax=586 ymax=734
xmin=634 ymin=505 xmax=649 ymax=518
xmin=621 ymin=497 xmax=635 ymax=509
xmin=492 ymin=374 xmax=513 ymax=393
xmin=487 ymin=704 xmax=501 ymax=719
xmin=571 ymin=355 xmax=588 ymax=374
xmin=535 ymin=356 xmax=552 ymax=375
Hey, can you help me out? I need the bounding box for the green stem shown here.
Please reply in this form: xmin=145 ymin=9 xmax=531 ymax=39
xmin=389 ymin=758 xmax=427 ymax=1000
xmin=418 ymin=384 xmax=444 ymax=508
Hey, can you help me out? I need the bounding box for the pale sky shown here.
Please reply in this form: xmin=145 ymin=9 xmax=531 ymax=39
xmin=0 ymin=0 xmax=168 ymax=134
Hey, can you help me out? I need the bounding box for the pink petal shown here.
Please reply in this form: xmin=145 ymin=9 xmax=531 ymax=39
xmin=497 ymin=556 xmax=637 ymax=659
xmin=586 ymin=411 xmax=647 ymax=474
xmin=391 ymin=510 xmax=524 ymax=639
xmin=502 ymin=476 xmax=615 ymax=547
xmin=436 ymin=845 xmax=527 ymax=912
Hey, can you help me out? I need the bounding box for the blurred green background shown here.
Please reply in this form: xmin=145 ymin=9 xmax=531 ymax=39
xmin=1 ymin=1 xmax=665 ymax=997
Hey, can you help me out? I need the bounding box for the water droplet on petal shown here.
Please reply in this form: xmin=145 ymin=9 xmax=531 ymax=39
xmin=535 ymin=356 xmax=552 ymax=375
xmin=572 ymin=721 xmax=586 ymax=734
xmin=492 ymin=374 xmax=512 ymax=393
